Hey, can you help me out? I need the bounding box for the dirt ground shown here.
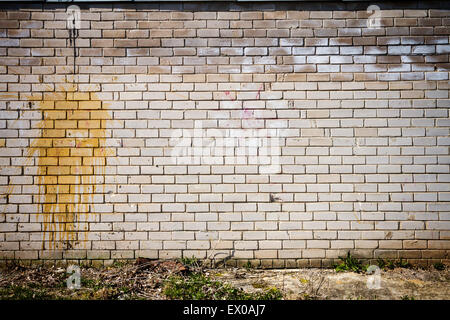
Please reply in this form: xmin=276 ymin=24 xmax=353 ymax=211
xmin=209 ymin=267 xmax=450 ymax=300
xmin=0 ymin=261 xmax=448 ymax=300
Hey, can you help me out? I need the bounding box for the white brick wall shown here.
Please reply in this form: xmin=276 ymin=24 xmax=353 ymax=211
xmin=0 ymin=3 xmax=449 ymax=266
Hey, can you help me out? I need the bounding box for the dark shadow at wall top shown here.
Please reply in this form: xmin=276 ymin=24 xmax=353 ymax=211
xmin=0 ymin=1 xmax=450 ymax=11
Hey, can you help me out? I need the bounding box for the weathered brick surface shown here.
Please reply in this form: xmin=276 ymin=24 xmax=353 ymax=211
xmin=0 ymin=2 xmax=449 ymax=266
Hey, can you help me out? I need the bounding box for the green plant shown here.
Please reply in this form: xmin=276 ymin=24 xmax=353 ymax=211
xmin=257 ymin=287 xmax=283 ymax=300
xmin=180 ymin=256 xmax=199 ymax=267
xmin=119 ymin=286 xmax=131 ymax=294
xmin=180 ymin=256 xmax=204 ymax=273
xmin=396 ymin=258 xmax=411 ymax=269
xmin=376 ymin=258 xmax=387 ymax=269
xmin=244 ymin=261 xmax=253 ymax=270
xmin=111 ymin=260 xmax=129 ymax=268
xmin=0 ymin=285 xmax=57 ymax=300
xmin=433 ymin=262 xmax=445 ymax=271
xmin=163 ymin=272 xmax=282 ymax=300
xmin=251 ymin=281 xmax=267 ymax=289
xmin=301 ymin=293 xmax=313 ymax=300
xmin=377 ymin=258 xmax=412 ymax=270
xmin=401 ymin=295 xmax=415 ymax=300
xmin=385 ymin=259 xmax=396 ymax=270
xmin=334 ymin=252 xmax=366 ymax=273
xmin=81 ymin=277 xmax=113 ymax=291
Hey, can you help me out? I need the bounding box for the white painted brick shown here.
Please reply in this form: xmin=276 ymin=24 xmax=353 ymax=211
xmin=0 ymin=7 xmax=448 ymax=264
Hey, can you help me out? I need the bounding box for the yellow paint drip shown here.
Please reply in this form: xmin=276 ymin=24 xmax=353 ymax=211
xmin=19 ymin=84 xmax=113 ymax=250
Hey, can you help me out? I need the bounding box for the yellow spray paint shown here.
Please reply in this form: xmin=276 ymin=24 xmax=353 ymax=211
xmin=15 ymin=83 xmax=114 ymax=250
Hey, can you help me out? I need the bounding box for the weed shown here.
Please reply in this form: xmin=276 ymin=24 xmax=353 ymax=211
xmin=258 ymin=287 xmax=283 ymax=300
xmin=163 ymin=272 xmax=282 ymax=300
xmin=56 ymin=279 xmax=68 ymax=289
xmin=396 ymin=258 xmax=411 ymax=269
xmin=111 ymin=260 xmax=129 ymax=268
xmin=119 ymin=286 xmax=131 ymax=294
xmin=299 ymin=278 xmax=309 ymax=284
xmin=433 ymin=262 xmax=445 ymax=271
xmin=164 ymin=273 xmax=217 ymax=300
xmin=179 ymin=256 xmax=205 ymax=273
xmin=81 ymin=277 xmax=112 ymax=291
xmin=251 ymin=280 xmax=268 ymax=289
xmin=0 ymin=285 xmax=57 ymax=300
xmin=376 ymin=258 xmax=387 ymax=269
xmin=301 ymin=293 xmax=313 ymax=300
xmin=377 ymin=258 xmax=412 ymax=270
xmin=334 ymin=252 xmax=367 ymax=273
xmin=401 ymin=295 xmax=415 ymax=300
xmin=180 ymin=256 xmax=199 ymax=267
xmin=244 ymin=261 xmax=253 ymax=270
xmin=385 ymin=259 xmax=396 ymax=270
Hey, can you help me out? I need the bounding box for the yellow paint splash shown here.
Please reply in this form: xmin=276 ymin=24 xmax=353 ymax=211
xmin=19 ymin=83 xmax=114 ymax=250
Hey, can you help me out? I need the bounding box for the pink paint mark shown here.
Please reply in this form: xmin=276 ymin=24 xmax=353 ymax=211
xmin=242 ymin=108 xmax=253 ymax=119
xmin=255 ymin=84 xmax=264 ymax=100
xmin=225 ymin=91 xmax=237 ymax=101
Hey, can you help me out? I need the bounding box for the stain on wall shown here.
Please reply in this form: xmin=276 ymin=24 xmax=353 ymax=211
xmin=22 ymin=83 xmax=112 ymax=250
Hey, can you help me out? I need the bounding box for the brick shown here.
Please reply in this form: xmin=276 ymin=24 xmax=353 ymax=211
xmin=0 ymin=4 xmax=448 ymax=265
